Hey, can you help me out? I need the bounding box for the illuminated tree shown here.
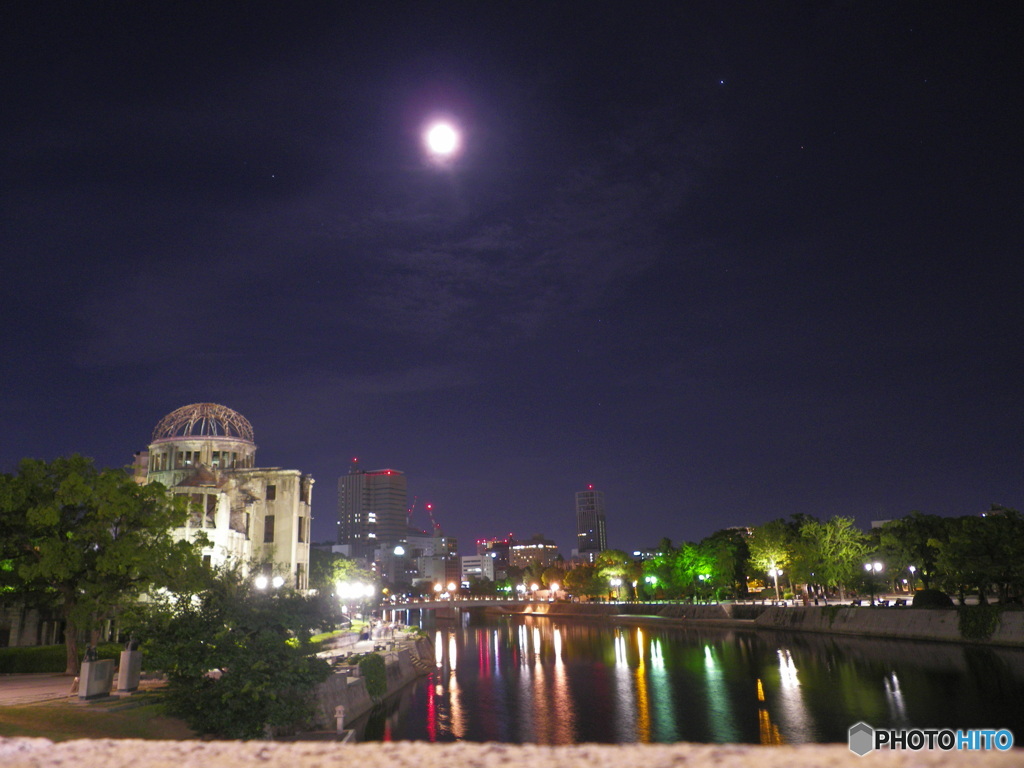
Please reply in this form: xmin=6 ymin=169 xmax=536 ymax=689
xmin=799 ymin=516 xmax=869 ymax=601
xmin=748 ymin=520 xmax=793 ymax=598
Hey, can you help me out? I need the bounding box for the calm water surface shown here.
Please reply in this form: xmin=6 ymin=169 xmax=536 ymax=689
xmin=351 ymin=610 xmax=1024 ymax=744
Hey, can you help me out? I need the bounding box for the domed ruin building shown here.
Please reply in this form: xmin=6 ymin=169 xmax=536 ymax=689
xmin=133 ymin=403 xmax=313 ymax=589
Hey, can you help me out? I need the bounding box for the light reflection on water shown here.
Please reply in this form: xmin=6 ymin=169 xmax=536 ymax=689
xmin=355 ymin=612 xmax=1024 ymax=744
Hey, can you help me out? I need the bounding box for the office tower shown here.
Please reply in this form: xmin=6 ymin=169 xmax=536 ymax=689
xmin=575 ymin=484 xmax=607 ymax=563
xmin=337 ymin=458 xmax=407 ymax=558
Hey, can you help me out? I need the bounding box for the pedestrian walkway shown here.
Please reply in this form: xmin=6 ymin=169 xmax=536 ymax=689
xmin=0 ymin=674 xmax=76 ymax=706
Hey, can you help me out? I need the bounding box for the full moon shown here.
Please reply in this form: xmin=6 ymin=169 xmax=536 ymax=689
xmin=425 ymin=122 xmax=460 ymax=156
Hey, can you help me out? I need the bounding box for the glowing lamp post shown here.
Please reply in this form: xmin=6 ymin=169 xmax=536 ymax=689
xmin=767 ymin=567 xmax=783 ymax=603
xmin=610 ymin=577 xmax=622 ymax=602
xmin=644 ymin=575 xmax=658 ymax=599
xmin=549 ymin=583 xmax=559 ymax=601
xmin=864 ymin=562 xmax=884 ymax=605
xmin=255 ymin=574 xmax=285 ymax=591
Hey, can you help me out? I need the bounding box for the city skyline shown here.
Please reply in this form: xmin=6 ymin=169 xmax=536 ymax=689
xmin=2 ymin=4 xmax=1021 ymax=556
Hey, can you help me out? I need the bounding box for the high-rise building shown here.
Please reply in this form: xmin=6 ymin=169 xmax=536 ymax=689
xmin=337 ymin=458 xmax=407 ymax=558
xmin=575 ymin=485 xmax=607 ymax=562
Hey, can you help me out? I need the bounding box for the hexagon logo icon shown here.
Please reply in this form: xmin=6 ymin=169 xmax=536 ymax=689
xmin=849 ymin=722 xmax=875 ymax=756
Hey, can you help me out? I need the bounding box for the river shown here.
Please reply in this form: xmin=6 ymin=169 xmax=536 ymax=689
xmin=350 ymin=609 xmax=1024 ymax=744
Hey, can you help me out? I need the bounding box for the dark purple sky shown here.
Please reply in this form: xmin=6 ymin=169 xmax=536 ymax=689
xmin=3 ymin=3 xmax=1022 ymax=556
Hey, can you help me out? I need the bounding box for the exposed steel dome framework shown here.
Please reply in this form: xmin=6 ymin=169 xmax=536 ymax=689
xmin=152 ymin=403 xmax=255 ymax=443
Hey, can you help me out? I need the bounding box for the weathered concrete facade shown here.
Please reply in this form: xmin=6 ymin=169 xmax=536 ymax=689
xmin=0 ymin=604 xmax=63 ymax=648
xmin=135 ymin=403 xmax=313 ymax=589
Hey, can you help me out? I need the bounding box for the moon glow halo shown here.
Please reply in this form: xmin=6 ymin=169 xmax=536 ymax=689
xmin=425 ymin=122 xmax=460 ymax=157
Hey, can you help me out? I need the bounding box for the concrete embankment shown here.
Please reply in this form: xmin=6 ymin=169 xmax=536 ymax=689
xmin=482 ymin=602 xmax=1024 ymax=647
xmin=311 ymin=635 xmax=434 ymax=729
xmin=754 ymin=605 xmax=1024 ymax=647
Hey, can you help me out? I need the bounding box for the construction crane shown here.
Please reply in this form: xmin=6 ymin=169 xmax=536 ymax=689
xmin=406 ymin=496 xmax=442 ymax=534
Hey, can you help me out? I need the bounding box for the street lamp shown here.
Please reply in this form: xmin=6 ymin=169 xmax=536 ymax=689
xmin=697 ymin=574 xmax=708 ymax=603
xmin=255 ymin=574 xmax=285 ymax=591
xmin=767 ymin=567 xmax=783 ymax=603
xmin=549 ymin=583 xmax=559 ymax=601
xmin=864 ymin=562 xmax=884 ymax=605
xmin=610 ymin=577 xmax=622 ymax=601
xmin=644 ymin=575 xmax=658 ymax=599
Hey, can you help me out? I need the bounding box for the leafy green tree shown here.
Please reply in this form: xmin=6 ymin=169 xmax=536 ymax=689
xmin=308 ymin=549 xmax=376 ymax=595
xmin=935 ymin=511 xmax=1024 ymax=604
xmin=878 ymin=512 xmax=948 ymax=589
xmin=562 ymin=563 xmax=602 ymax=598
xmin=748 ymin=520 xmax=793 ymax=598
xmin=799 ymin=516 xmax=869 ymax=601
xmin=641 ymin=539 xmax=677 ymax=597
xmin=131 ymin=571 xmax=332 ymax=739
xmin=701 ymin=529 xmax=750 ymax=599
xmin=595 ymin=549 xmax=633 ymax=598
xmin=0 ymin=455 xmax=205 ymax=674
xmin=541 ymin=564 xmax=566 ymax=589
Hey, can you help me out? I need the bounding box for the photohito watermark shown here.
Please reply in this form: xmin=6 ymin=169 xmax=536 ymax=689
xmin=849 ymin=722 xmax=1014 ymax=756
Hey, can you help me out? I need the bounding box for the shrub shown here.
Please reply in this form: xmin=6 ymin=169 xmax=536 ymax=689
xmin=0 ymin=645 xmax=65 ymax=673
xmin=959 ymin=605 xmax=1002 ymax=641
xmin=0 ymin=642 xmax=131 ymax=674
xmin=358 ymin=653 xmax=387 ymax=698
xmin=133 ymin=579 xmax=333 ymax=739
xmin=912 ymin=589 xmax=954 ymax=609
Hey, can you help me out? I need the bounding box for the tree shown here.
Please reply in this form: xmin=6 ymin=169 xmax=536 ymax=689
xmin=308 ymin=549 xmax=376 ymax=595
xmin=595 ymin=549 xmax=633 ymax=598
xmin=641 ymin=538 xmax=677 ymax=597
xmin=799 ymin=516 xmax=869 ymax=601
xmin=0 ymin=455 xmax=205 ymax=674
xmin=877 ymin=512 xmax=947 ymax=590
xmin=562 ymin=563 xmax=602 ymax=598
xmin=130 ymin=571 xmax=332 ymax=738
xmin=748 ymin=520 xmax=793 ymax=598
xmin=541 ymin=564 xmax=565 ymax=589
xmin=934 ymin=511 xmax=1024 ymax=604
xmin=701 ymin=529 xmax=750 ymax=599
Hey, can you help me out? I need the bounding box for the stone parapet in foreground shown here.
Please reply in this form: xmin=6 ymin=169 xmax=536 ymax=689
xmin=0 ymin=739 xmax=1019 ymax=768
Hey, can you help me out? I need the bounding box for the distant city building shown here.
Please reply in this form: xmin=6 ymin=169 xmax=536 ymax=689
xmin=475 ymin=535 xmax=512 ymax=580
xmin=461 ymin=555 xmax=495 ymax=582
xmin=509 ymin=533 xmax=560 ymax=570
xmin=575 ymin=485 xmax=607 ymax=563
xmin=379 ymin=529 xmax=458 ymax=590
xmin=337 ymin=459 xmax=407 ymax=558
xmin=134 ymin=402 xmax=313 ymax=589
xmin=631 ymin=548 xmax=664 ymax=561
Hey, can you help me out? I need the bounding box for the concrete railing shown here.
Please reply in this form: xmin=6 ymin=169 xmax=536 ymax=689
xmin=0 ymin=739 xmax=1019 ymax=768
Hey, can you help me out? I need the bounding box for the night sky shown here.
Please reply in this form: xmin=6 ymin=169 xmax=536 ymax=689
xmin=3 ymin=3 xmax=1022 ymax=556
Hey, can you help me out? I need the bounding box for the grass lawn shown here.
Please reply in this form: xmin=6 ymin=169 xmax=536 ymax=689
xmin=0 ymin=694 xmax=195 ymax=741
